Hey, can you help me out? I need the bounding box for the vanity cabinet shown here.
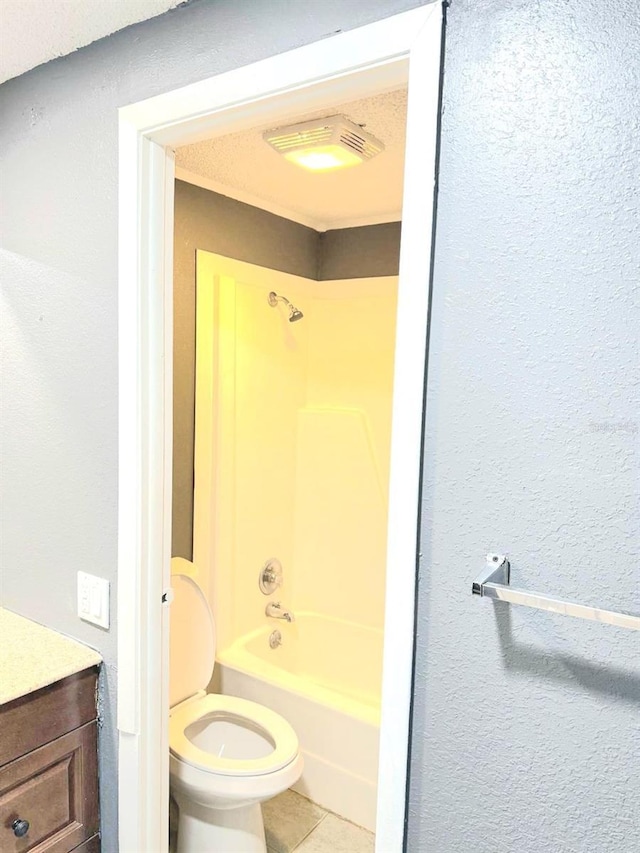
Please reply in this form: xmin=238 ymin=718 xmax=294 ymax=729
xmin=0 ymin=667 xmax=100 ymax=852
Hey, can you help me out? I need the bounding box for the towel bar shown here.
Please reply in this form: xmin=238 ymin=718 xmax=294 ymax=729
xmin=472 ymin=554 xmax=640 ymax=631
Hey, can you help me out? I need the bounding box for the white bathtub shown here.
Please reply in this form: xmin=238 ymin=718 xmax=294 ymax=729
xmin=215 ymin=612 xmax=382 ymax=830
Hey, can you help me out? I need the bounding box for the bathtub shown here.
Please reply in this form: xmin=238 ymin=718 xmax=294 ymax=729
xmin=215 ymin=612 xmax=382 ymax=830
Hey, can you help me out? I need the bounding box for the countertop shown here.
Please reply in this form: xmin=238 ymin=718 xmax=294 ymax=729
xmin=0 ymin=608 xmax=102 ymax=705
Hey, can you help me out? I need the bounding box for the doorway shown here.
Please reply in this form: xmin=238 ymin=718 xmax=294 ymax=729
xmin=117 ymin=7 xmax=442 ymax=851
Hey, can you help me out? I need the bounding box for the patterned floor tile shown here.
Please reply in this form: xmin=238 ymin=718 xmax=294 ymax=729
xmin=294 ymin=812 xmax=375 ymax=853
xmin=263 ymin=789 xmax=327 ymax=853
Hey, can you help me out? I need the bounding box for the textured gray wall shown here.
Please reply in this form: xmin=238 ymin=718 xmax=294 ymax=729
xmin=173 ymin=181 xmax=401 ymax=558
xmin=407 ymin=1 xmax=640 ymax=851
xmin=0 ymin=1 xmax=422 ymax=849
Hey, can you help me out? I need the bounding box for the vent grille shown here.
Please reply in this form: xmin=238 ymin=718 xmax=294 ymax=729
xmin=339 ymin=129 xmax=384 ymax=159
xmin=264 ymin=115 xmax=384 ymax=163
xmin=267 ymin=126 xmax=334 ymax=151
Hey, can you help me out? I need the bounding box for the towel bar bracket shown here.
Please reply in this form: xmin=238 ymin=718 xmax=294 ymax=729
xmin=472 ymin=554 xmax=640 ymax=631
xmin=472 ymin=553 xmax=510 ymax=594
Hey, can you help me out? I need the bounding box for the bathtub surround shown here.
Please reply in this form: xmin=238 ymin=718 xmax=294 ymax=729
xmin=193 ymin=253 xmax=397 ymax=646
xmin=193 ymin=252 xmax=395 ymax=828
xmin=173 ymin=180 xmax=402 ymax=558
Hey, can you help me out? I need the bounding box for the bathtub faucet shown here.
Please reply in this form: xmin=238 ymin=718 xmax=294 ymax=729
xmin=265 ymin=601 xmax=295 ymax=623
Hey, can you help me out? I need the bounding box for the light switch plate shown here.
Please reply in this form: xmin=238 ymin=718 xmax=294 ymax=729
xmin=77 ymin=571 xmax=110 ymax=629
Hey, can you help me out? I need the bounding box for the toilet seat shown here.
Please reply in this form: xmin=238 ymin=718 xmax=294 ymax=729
xmin=170 ymin=693 xmax=299 ymax=777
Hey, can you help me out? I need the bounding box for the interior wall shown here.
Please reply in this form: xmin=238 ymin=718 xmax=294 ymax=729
xmin=407 ymin=1 xmax=640 ymax=850
xmin=319 ymin=222 xmax=402 ymax=280
xmin=173 ymin=180 xmax=402 ymax=559
xmin=0 ymin=1 xmax=424 ymax=849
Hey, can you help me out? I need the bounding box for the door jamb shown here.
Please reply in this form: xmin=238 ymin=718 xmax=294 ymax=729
xmin=117 ymin=6 xmax=442 ymax=851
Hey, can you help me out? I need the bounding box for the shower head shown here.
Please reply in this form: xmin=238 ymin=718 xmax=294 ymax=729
xmin=268 ymin=291 xmax=304 ymax=323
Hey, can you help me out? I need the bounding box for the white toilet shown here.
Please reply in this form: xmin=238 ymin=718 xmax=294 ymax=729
xmin=169 ymin=564 xmax=303 ymax=852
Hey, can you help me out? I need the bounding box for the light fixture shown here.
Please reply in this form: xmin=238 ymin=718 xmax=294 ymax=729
xmin=263 ymin=115 xmax=384 ymax=172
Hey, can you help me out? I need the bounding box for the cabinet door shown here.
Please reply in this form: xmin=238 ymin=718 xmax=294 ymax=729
xmin=0 ymin=722 xmax=98 ymax=853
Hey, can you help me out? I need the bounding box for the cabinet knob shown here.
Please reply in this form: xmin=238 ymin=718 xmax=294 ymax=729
xmin=12 ymin=818 xmax=30 ymax=838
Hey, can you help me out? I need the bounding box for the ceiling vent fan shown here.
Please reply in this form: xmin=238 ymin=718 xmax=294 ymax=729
xmin=263 ymin=114 xmax=385 ymax=171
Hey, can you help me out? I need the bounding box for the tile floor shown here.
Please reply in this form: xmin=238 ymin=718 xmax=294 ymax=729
xmin=263 ymin=789 xmax=374 ymax=853
xmin=169 ymin=788 xmax=374 ymax=853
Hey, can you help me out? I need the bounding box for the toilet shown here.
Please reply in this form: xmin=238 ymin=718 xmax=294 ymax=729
xmin=169 ymin=563 xmax=303 ymax=853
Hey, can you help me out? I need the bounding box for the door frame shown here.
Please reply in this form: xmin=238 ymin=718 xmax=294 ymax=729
xmin=117 ymin=5 xmax=442 ymax=851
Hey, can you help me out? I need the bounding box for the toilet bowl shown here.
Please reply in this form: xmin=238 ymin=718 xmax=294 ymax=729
xmin=169 ymin=564 xmax=303 ymax=853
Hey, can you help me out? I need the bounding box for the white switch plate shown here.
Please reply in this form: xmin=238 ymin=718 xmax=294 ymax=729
xmin=77 ymin=571 xmax=110 ymax=629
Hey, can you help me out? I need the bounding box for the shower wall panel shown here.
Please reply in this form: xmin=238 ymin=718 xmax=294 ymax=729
xmin=194 ymin=252 xmax=308 ymax=651
xmin=293 ymin=278 xmax=397 ymax=629
xmin=194 ymin=252 xmax=397 ymax=653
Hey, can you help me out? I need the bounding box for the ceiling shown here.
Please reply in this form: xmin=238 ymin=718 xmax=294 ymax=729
xmin=0 ymin=0 xmax=182 ymax=84
xmin=175 ymin=88 xmax=408 ymax=231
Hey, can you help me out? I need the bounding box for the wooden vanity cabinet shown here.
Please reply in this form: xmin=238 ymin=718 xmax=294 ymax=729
xmin=0 ymin=667 xmax=100 ymax=853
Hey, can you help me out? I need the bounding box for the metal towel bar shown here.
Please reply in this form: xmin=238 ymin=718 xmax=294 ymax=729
xmin=472 ymin=554 xmax=640 ymax=631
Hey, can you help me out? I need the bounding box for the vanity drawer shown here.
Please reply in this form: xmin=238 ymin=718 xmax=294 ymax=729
xmin=0 ymin=669 xmax=98 ymax=767
xmin=70 ymin=837 xmax=100 ymax=853
xmin=0 ymin=722 xmax=98 ymax=853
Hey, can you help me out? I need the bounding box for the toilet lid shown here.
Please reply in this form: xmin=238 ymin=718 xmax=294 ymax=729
xmin=170 ymin=573 xmax=216 ymax=707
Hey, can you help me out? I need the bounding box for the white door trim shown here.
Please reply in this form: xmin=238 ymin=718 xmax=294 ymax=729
xmin=117 ymin=5 xmax=442 ymax=851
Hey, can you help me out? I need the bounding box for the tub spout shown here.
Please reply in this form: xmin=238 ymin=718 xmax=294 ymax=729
xmin=266 ymin=601 xmax=295 ymax=622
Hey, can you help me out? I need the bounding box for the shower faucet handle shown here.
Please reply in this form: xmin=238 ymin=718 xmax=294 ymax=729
xmin=259 ymin=558 xmax=283 ymax=595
